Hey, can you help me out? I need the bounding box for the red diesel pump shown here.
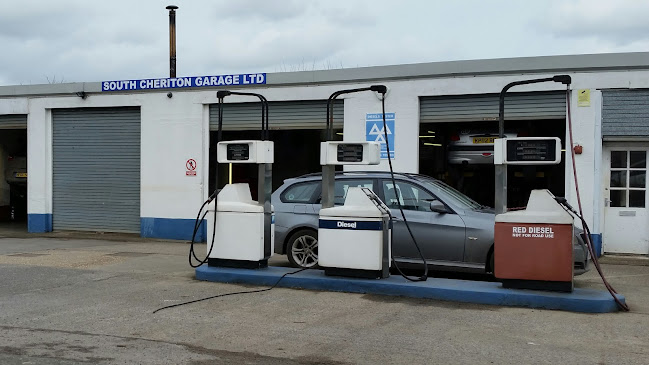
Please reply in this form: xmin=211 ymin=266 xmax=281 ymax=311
xmin=493 ymin=76 xmax=629 ymax=311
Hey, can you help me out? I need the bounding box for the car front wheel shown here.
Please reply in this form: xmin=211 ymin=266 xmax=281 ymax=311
xmin=286 ymin=229 xmax=319 ymax=268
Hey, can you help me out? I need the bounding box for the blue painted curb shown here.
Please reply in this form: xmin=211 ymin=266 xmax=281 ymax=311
xmin=196 ymin=265 xmax=625 ymax=313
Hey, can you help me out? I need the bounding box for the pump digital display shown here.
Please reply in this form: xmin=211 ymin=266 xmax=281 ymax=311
xmin=336 ymin=144 xmax=364 ymax=162
xmin=506 ymin=139 xmax=557 ymax=162
xmin=226 ymin=144 xmax=250 ymax=161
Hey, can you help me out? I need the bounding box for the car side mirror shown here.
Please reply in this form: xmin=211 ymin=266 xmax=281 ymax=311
xmin=429 ymin=200 xmax=448 ymax=214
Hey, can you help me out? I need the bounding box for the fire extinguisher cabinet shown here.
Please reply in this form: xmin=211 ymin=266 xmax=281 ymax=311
xmin=494 ymin=189 xmax=575 ymax=292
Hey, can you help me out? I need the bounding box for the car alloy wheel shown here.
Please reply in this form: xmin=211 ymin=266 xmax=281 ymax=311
xmin=287 ymin=230 xmax=318 ymax=268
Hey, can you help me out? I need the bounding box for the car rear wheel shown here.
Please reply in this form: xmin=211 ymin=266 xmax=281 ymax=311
xmin=286 ymin=229 xmax=319 ymax=268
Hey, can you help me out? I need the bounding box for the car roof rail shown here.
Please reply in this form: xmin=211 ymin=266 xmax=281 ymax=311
xmin=293 ymin=171 xmax=419 ymax=179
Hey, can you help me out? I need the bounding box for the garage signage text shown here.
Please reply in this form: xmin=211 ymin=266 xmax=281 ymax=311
xmin=102 ymin=73 xmax=267 ymax=92
xmin=512 ymin=226 xmax=554 ymax=238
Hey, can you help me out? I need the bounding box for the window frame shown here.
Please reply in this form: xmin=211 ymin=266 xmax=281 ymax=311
xmin=378 ymin=178 xmax=452 ymax=213
xmin=280 ymin=180 xmax=321 ymax=204
xmin=609 ymin=150 xmax=647 ymax=208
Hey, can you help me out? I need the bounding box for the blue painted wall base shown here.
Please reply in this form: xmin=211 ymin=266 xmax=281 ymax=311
xmin=141 ymin=217 xmax=207 ymax=241
xmin=591 ymin=234 xmax=603 ymax=257
xmin=196 ymin=265 xmax=625 ymax=313
xmin=28 ymin=214 xmax=52 ymax=233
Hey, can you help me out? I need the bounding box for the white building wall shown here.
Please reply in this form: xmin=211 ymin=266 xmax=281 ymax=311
xmin=0 ymin=98 xmax=28 ymax=114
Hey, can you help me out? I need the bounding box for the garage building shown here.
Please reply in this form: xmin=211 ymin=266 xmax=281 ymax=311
xmin=1 ymin=52 xmax=648 ymax=257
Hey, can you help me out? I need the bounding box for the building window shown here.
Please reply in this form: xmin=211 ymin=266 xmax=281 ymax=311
xmin=610 ymin=150 xmax=646 ymax=208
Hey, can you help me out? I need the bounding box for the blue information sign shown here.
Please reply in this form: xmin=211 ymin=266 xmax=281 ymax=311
xmin=102 ymin=73 xmax=267 ymax=92
xmin=366 ymin=113 xmax=395 ymax=159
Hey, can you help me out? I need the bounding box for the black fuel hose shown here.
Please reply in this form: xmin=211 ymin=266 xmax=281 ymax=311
xmin=564 ymin=86 xmax=629 ymax=311
xmin=154 ymin=268 xmax=307 ymax=313
xmin=379 ymin=95 xmax=428 ymax=282
xmin=188 ymin=95 xmax=226 ymax=268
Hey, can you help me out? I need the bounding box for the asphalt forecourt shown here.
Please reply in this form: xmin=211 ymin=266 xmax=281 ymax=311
xmin=0 ymin=237 xmax=647 ymax=364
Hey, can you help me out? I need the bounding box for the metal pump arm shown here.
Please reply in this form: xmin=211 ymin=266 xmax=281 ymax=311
xmin=495 ymin=75 xmax=571 ymax=214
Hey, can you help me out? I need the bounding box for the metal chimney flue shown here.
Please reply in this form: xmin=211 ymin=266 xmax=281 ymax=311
xmin=166 ymin=5 xmax=178 ymax=78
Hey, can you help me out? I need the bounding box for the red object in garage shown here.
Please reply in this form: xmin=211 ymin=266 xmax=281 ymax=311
xmin=495 ymin=190 xmax=575 ymax=292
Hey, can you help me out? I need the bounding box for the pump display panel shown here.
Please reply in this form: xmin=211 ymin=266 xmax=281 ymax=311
xmin=320 ymin=141 xmax=381 ymax=165
xmin=506 ymin=139 xmax=557 ymax=162
xmin=226 ymin=144 xmax=250 ymax=161
xmin=494 ymin=137 xmax=561 ymax=165
xmin=217 ymin=140 xmax=274 ymax=164
xmin=337 ymin=144 xmax=364 ymax=163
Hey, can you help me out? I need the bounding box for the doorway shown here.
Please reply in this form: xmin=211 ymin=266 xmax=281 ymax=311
xmin=0 ymin=128 xmax=28 ymax=230
xmin=602 ymin=144 xmax=649 ymax=255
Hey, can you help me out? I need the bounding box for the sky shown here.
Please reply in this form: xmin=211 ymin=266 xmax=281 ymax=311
xmin=1 ymin=0 xmax=649 ymax=86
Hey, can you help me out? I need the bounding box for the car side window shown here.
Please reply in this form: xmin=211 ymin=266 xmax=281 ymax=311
xmin=334 ymin=179 xmax=375 ymax=205
xmin=280 ymin=181 xmax=319 ymax=203
xmin=382 ymin=180 xmax=436 ymax=211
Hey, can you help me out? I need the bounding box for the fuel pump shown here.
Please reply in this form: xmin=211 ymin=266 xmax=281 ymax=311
xmin=493 ymin=77 xmax=629 ymax=310
xmin=318 ymin=143 xmax=391 ymax=278
xmin=317 ymin=85 xmax=428 ymax=280
xmin=188 ymin=90 xmax=274 ymax=269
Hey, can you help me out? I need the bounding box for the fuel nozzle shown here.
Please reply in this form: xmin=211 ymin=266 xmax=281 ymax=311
xmin=554 ymin=196 xmax=579 ymax=215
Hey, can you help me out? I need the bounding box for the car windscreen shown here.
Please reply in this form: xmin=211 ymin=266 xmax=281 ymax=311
xmin=420 ymin=178 xmax=483 ymax=210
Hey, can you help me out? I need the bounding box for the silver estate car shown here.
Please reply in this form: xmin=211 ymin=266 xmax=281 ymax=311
xmin=272 ymin=171 xmax=590 ymax=275
xmin=448 ymin=129 xmax=517 ymax=165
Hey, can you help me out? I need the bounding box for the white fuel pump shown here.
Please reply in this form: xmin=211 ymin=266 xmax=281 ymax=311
xmin=188 ymin=90 xmax=275 ymax=270
xmin=206 ymin=140 xmax=274 ymax=269
xmin=318 ymin=139 xmax=391 ymax=278
xmin=316 ymin=85 xmax=428 ymax=281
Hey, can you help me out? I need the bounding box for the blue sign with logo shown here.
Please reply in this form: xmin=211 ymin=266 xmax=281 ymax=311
xmin=101 ymin=73 xmax=267 ymax=92
xmin=366 ymin=113 xmax=395 ymax=159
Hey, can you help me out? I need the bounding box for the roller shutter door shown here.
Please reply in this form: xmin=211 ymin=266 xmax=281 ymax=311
xmin=0 ymin=114 xmax=27 ymax=129
xmin=602 ymin=90 xmax=649 ymax=140
xmin=420 ymin=91 xmax=566 ymax=123
xmin=209 ymin=100 xmax=344 ymax=130
xmin=52 ymin=107 xmax=141 ymax=233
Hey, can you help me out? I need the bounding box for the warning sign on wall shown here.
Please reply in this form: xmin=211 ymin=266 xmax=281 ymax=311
xmin=186 ymin=159 xmax=197 ymax=176
xmin=577 ymin=89 xmax=590 ymax=107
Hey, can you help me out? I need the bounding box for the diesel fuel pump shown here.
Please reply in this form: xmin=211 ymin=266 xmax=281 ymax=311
xmin=317 ymin=85 xmax=428 ymax=281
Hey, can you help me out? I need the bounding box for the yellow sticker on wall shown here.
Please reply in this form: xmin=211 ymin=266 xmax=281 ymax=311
xmin=578 ymin=89 xmax=590 ymax=107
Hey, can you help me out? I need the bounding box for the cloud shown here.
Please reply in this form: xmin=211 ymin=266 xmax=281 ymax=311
xmin=541 ymin=0 xmax=649 ymax=45
xmin=213 ymin=0 xmax=309 ymax=21
xmin=0 ymin=1 xmax=92 ymax=40
xmin=2 ymin=0 xmax=649 ymax=86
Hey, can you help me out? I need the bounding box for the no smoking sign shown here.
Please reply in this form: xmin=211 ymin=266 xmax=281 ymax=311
xmin=186 ymin=158 xmax=197 ymax=176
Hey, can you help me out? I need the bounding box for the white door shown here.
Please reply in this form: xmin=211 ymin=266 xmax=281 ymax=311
xmin=603 ymin=145 xmax=649 ymax=254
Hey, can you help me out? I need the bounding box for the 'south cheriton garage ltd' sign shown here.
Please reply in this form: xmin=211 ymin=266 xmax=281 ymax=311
xmin=102 ymin=73 xmax=267 ymax=92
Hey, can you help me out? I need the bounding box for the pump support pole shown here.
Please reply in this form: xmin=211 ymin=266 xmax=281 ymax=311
xmin=322 ymin=85 xmax=387 ymax=209
xmin=495 ymin=75 xmax=572 ymax=214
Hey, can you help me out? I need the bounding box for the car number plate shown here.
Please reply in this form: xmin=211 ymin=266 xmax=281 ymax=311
xmin=473 ymin=137 xmax=495 ymax=144
xmin=15 ymin=172 xmax=27 ymax=178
